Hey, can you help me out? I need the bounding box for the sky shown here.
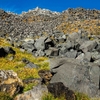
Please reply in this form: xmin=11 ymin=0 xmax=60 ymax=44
xmin=0 ymin=0 xmax=100 ymax=14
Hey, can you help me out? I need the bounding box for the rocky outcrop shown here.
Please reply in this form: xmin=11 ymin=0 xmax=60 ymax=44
xmin=21 ymin=7 xmax=60 ymax=17
xmin=0 ymin=70 xmax=23 ymax=96
xmin=14 ymin=84 xmax=48 ymax=100
xmin=15 ymin=70 xmax=76 ymax=100
xmin=49 ymin=57 xmax=100 ymax=98
xmin=0 ymin=7 xmax=100 ymax=99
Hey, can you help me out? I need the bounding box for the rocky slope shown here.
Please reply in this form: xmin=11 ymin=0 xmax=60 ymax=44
xmin=0 ymin=7 xmax=100 ymax=99
xmin=0 ymin=7 xmax=100 ymax=39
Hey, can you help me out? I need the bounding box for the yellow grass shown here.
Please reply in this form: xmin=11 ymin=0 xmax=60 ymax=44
xmin=0 ymin=38 xmax=49 ymax=80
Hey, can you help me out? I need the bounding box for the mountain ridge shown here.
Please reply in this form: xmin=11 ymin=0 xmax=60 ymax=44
xmin=0 ymin=7 xmax=100 ymax=41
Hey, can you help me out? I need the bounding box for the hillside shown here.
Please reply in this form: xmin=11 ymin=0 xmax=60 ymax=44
xmin=0 ymin=7 xmax=100 ymax=100
xmin=0 ymin=7 xmax=100 ymax=39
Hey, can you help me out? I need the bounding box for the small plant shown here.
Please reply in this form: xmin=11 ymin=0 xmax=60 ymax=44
xmin=0 ymin=92 xmax=12 ymax=100
xmin=23 ymin=83 xmax=36 ymax=92
xmin=42 ymin=93 xmax=65 ymax=100
xmin=42 ymin=93 xmax=55 ymax=100
xmin=75 ymin=92 xmax=90 ymax=100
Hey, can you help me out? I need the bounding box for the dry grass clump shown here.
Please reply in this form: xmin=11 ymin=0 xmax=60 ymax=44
xmin=0 ymin=38 xmax=49 ymax=80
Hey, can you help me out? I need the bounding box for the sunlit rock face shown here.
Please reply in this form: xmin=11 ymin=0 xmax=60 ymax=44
xmin=0 ymin=70 xmax=23 ymax=96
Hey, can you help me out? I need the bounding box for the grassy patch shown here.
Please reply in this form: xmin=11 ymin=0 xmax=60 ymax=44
xmin=0 ymin=92 xmax=13 ymax=100
xmin=23 ymin=83 xmax=37 ymax=92
xmin=0 ymin=38 xmax=49 ymax=80
xmin=75 ymin=92 xmax=90 ymax=100
xmin=42 ymin=93 xmax=65 ymax=100
xmin=42 ymin=92 xmax=92 ymax=100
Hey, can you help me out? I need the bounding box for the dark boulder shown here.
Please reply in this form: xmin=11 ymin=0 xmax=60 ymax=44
xmin=0 ymin=47 xmax=15 ymax=57
xmin=45 ymin=37 xmax=54 ymax=49
xmin=47 ymin=82 xmax=76 ymax=100
xmin=0 ymin=47 xmax=8 ymax=57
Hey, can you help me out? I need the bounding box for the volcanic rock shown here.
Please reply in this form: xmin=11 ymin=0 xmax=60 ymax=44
xmin=0 ymin=70 xmax=23 ymax=96
xmin=47 ymin=82 xmax=76 ymax=100
xmin=49 ymin=57 xmax=100 ymax=97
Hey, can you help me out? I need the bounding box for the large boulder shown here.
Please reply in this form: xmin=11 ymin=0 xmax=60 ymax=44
xmin=21 ymin=39 xmax=35 ymax=52
xmin=79 ymin=40 xmax=98 ymax=52
xmin=49 ymin=57 xmax=100 ymax=97
xmin=34 ymin=37 xmax=47 ymax=50
xmin=14 ymin=84 xmax=48 ymax=100
xmin=0 ymin=70 xmax=23 ymax=96
xmin=76 ymin=52 xmax=92 ymax=62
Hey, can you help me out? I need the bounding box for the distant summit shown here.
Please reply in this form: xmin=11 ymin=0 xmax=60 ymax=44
xmin=21 ymin=7 xmax=60 ymax=17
